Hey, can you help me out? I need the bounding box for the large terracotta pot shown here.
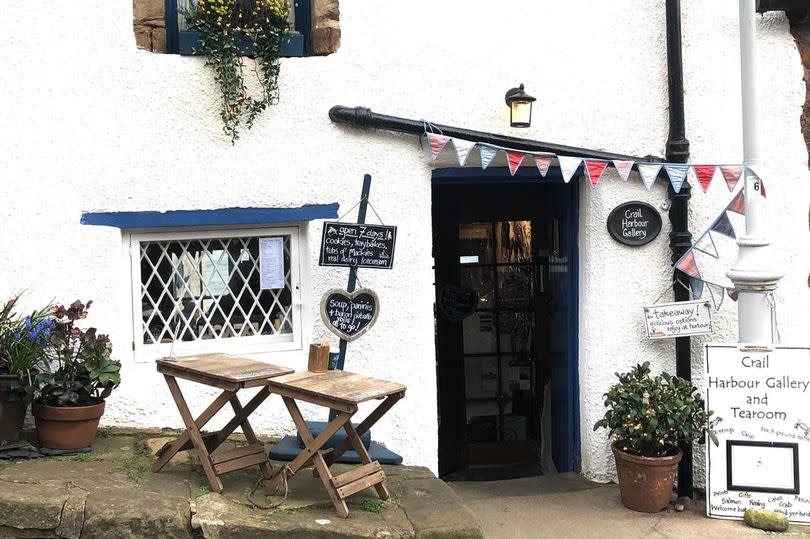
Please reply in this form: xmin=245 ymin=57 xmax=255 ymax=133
xmin=33 ymin=400 xmax=105 ymax=450
xmin=0 ymin=374 xmax=27 ymax=446
xmin=612 ymin=442 xmax=682 ymax=513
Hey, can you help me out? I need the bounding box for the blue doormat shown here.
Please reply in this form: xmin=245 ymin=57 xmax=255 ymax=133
xmin=269 ymin=435 xmax=403 ymax=464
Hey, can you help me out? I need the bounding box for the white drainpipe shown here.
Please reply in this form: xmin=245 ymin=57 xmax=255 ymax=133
xmin=726 ymin=0 xmax=783 ymax=344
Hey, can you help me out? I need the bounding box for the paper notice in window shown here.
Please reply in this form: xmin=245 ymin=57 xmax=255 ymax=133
xmin=259 ymin=237 xmax=285 ymax=290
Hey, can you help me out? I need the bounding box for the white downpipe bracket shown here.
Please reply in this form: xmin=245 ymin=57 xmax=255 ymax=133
xmin=726 ymin=0 xmax=783 ymax=345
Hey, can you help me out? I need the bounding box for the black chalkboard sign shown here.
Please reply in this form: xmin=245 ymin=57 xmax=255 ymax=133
xmin=320 ymin=288 xmax=379 ymax=342
xmin=438 ymin=284 xmax=479 ymax=321
xmin=319 ymin=222 xmax=397 ymax=269
xmin=606 ymin=201 xmax=662 ymax=246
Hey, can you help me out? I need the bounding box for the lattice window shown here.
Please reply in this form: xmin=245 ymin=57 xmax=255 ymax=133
xmin=129 ymin=227 xmax=302 ymax=360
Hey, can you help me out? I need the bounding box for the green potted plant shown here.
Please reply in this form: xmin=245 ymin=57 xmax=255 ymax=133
xmin=0 ymin=296 xmax=54 ymax=446
xmin=33 ymin=301 xmax=121 ymax=450
xmin=184 ymin=0 xmax=291 ymax=143
xmin=594 ymin=361 xmax=717 ymax=513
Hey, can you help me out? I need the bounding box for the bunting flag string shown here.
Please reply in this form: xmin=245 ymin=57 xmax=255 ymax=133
xmin=422 ymin=131 xmax=769 ymax=199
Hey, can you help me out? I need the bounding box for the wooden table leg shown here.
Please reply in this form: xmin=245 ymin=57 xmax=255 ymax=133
xmin=343 ymin=422 xmax=390 ymax=501
xmin=325 ymin=392 xmax=404 ymax=466
xmin=281 ymin=396 xmax=352 ymax=518
xmin=162 ymin=375 xmax=224 ymax=493
xmin=153 ymin=389 xmax=233 ymax=473
xmin=229 ymin=394 xmax=272 ymax=481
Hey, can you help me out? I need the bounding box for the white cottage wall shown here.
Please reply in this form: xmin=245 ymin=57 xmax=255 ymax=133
xmin=0 ymin=1 xmax=807 ymax=480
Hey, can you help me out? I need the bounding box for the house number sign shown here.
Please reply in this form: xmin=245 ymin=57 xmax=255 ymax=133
xmin=606 ymin=201 xmax=662 ymax=246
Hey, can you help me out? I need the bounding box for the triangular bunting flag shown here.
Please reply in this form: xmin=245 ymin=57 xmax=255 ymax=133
xmin=693 ymin=232 xmax=719 ymax=258
xmin=675 ymin=250 xmax=700 ymax=279
xmin=719 ymin=166 xmax=743 ymax=192
xmin=451 ymin=138 xmax=476 ymax=166
xmin=690 ymin=277 xmax=704 ymax=299
xmin=534 ymin=154 xmax=553 ymax=177
xmin=727 ymin=190 xmax=745 ymax=215
xmin=427 ymin=133 xmax=449 ymax=160
xmin=664 ymin=164 xmax=689 ymax=194
xmin=710 ymin=212 xmax=736 ymax=239
xmin=506 ymin=151 xmax=525 ymax=176
xmin=613 ymin=160 xmax=634 ymax=182
xmin=557 ymin=156 xmax=582 ymax=184
xmin=707 ymin=282 xmax=725 ymax=311
xmin=693 ymin=165 xmax=716 ymax=193
xmin=584 ymin=160 xmax=609 ymax=188
xmin=636 ymin=163 xmax=662 ymax=191
xmin=727 ymin=287 xmax=739 ymax=302
xmin=479 ymin=145 xmax=499 ymax=170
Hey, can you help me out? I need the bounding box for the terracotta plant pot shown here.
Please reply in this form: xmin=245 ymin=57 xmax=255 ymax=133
xmin=33 ymin=400 xmax=105 ymax=450
xmin=0 ymin=374 xmax=28 ymax=446
xmin=612 ymin=442 xmax=682 ymax=513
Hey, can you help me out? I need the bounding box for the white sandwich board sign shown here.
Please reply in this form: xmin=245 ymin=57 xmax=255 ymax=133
xmin=705 ymin=344 xmax=810 ymax=523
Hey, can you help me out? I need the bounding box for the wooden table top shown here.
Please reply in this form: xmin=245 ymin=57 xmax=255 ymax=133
xmin=156 ymin=353 xmax=294 ymax=384
xmin=265 ymin=370 xmax=406 ymax=405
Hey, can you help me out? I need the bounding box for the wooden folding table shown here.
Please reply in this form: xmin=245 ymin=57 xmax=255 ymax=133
xmin=153 ymin=353 xmax=293 ymax=493
xmin=265 ymin=370 xmax=406 ymax=518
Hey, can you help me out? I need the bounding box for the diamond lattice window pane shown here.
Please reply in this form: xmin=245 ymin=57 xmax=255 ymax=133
xmin=138 ymin=234 xmax=293 ymax=344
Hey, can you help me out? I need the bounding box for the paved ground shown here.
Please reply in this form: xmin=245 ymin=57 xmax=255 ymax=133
xmin=0 ymin=429 xmax=483 ymax=538
xmin=450 ymin=473 xmax=810 ymax=539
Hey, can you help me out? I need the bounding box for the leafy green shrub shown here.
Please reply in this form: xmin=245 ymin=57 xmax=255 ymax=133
xmin=593 ymin=361 xmax=717 ymax=457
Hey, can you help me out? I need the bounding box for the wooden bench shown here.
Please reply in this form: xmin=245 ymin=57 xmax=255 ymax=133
xmin=153 ymin=353 xmax=293 ymax=493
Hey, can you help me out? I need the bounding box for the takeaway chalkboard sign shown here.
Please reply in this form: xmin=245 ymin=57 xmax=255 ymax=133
xmin=607 ymin=201 xmax=662 ymax=246
xmin=320 ymin=288 xmax=379 ymax=341
xmin=319 ymin=222 xmax=397 ymax=269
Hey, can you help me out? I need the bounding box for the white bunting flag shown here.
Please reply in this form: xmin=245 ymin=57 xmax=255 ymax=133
xmin=693 ymin=231 xmax=719 ymax=258
xmin=534 ymin=154 xmax=554 ymax=177
xmin=636 ymin=163 xmax=662 ymax=191
xmin=706 ymin=282 xmax=725 ymax=311
xmin=479 ymin=145 xmax=499 ymax=169
xmin=427 ymin=133 xmax=450 ymax=160
xmin=557 ymin=156 xmax=582 ymax=184
xmin=664 ymin=164 xmax=689 ymax=193
xmin=451 ymin=138 xmax=477 ymax=166
xmin=613 ymin=160 xmax=634 ymax=182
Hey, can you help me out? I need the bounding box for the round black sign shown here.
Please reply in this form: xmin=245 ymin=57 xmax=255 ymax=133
xmin=606 ymin=201 xmax=662 ymax=247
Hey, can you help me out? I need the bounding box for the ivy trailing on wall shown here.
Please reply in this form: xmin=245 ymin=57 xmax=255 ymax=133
xmin=186 ymin=0 xmax=289 ymax=143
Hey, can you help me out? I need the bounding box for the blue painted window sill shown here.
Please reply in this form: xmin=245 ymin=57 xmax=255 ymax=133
xmin=178 ymin=30 xmax=305 ymax=58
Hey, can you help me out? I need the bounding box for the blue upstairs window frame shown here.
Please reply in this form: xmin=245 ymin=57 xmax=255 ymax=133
xmin=164 ymin=0 xmax=311 ymax=57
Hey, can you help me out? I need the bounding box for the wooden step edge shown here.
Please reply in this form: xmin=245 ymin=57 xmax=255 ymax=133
xmin=212 ymin=451 xmax=269 ymax=475
xmin=211 ymin=442 xmax=265 ymax=466
xmin=330 ymin=461 xmax=382 ymax=488
xmin=335 ymin=470 xmax=386 ymax=500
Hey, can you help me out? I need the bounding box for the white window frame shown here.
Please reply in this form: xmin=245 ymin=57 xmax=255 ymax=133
xmin=127 ymin=226 xmax=305 ymax=363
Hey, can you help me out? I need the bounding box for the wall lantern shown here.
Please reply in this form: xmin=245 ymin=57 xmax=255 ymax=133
xmin=504 ymin=84 xmax=536 ymax=128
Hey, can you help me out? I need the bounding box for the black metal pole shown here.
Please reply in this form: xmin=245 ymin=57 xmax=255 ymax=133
xmin=329 ymin=106 xmax=663 ymax=163
xmin=665 ymin=0 xmax=694 ymax=499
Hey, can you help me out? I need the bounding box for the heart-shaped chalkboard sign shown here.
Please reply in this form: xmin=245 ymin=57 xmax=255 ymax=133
xmin=438 ymin=284 xmax=479 ymax=321
xmin=320 ymin=288 xmax=380 ymax=342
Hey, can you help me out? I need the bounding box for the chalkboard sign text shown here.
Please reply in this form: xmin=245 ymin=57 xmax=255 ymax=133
xmin=607 ymin=201 xmax=662 ymax=247
xmin=319 ymin=222 xmax=397 ymax=269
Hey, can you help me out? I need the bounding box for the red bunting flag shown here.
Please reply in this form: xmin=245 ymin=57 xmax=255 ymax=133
xmin=693 ymin=165 xmax=716 ymax=193
xmin=584 ymin=160 xmax=608 ymax=188
xmin=428 ymin=133 xmax=450 ymax=160
xmin=506 ymin=151 xmax=525 ymax=176
xmin=727 ymin=190 xmax=746 ymax=215
xmin=675 ymin=251 xmax=700 ymax=279
xmin=719 ymin=166 xmax=743 ymax=192
xmin=534 ymin=154 xmax=553 ymax=177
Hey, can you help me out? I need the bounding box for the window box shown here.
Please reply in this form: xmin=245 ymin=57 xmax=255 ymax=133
xmin=177 ymin=30 xmax=306 ymax=57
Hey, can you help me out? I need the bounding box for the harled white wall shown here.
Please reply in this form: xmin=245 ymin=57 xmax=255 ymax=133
xmin=0 ymin=0 xmax=807 ymax=480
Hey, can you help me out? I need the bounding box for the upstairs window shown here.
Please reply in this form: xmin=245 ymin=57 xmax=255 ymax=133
xmin=128 ymin=226 xmax=303 ymax=361
xmin=133 ymin=0 xmax=340 ymax=56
